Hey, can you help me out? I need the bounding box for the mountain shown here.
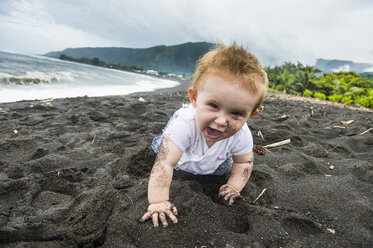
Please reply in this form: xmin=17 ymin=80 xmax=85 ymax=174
xmin=315 ymin=58 xmax=373 ymax=73
xmin=45 ymin=42 xmax=215 ymax=75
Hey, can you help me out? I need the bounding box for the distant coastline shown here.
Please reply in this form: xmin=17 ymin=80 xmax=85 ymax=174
xmin=55 ymin=53 xmax=191 ymax=81
xmin=45 ymin=42 xmax=216 ymax=77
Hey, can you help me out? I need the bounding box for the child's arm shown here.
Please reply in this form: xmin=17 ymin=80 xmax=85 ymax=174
xmin=140 ymin=135 xmax=183 ymax=227
xmin=219 ymin=151 xmax=254 ymax=205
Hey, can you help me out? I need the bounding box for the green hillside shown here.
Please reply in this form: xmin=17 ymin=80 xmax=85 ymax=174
xmin=45 ymin=42 xmax=215 ymax=75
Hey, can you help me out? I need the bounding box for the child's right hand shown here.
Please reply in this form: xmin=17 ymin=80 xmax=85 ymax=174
xmin=140 ymin=201 xmax=178 ymax=227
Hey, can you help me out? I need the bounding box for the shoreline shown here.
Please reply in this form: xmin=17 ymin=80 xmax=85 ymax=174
xmin=1 ymin=73 xmax=372 ymax=113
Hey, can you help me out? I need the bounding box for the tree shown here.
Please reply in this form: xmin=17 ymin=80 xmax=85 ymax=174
xmin=92 ymin=57 xmax=100 ymax=66
xmin=275 ymin=69 xmax=297 ymax=94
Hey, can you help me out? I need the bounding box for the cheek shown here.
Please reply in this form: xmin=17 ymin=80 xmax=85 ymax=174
xmin=195 ymin=111 xmax=209 ymax=129
xmin=197 ymin=109 xmax=213 ymax=122
xmin=227 ymin=119 xmax=244 ymax=132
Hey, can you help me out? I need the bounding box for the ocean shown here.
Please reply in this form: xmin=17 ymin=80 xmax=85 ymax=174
xmin=0 ymin=51 xmax=179 ymax=103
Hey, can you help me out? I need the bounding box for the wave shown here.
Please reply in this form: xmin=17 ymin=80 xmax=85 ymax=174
xmin=0 ymin=70 xmax=78 ymax=85
xmin=1 ymin=76 xmax=57 ymax=85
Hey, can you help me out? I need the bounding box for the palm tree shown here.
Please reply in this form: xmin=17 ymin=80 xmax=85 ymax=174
xmin=275 ymin=69 xmax=297 ymax=94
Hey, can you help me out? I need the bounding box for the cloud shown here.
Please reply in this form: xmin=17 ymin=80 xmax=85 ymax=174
xmin=0 ymin=0 xmax=372 ymax=65
xmin=0 ymin=0 xmax=122 ymax=54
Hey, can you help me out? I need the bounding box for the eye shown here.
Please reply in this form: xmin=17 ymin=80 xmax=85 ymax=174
xmin=231 ymin=111 xmax=245 ymax=119
xmin=208 ymin=103 xmax=218 ymax=109
xmin=231 ymin=112 xmax=242 ymax=117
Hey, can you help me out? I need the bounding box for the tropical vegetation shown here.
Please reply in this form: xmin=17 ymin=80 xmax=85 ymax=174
xmin=266 ymin=62 xmax=373 ymax=108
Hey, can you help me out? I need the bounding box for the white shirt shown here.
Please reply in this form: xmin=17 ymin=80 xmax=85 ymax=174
xmin=163 ymin=104 xmax=253 ymax=175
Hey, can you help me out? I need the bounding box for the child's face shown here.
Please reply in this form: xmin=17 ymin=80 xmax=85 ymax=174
xmin=189 ymin=71 xmax=259 ymax=147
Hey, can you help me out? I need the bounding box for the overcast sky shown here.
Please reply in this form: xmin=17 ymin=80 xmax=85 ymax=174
xmin=1 ymin=0 xmax=372 ymax=66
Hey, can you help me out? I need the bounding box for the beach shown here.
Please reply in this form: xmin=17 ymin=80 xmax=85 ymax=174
xmin=0 ymin=83 xmax=372 ymax=247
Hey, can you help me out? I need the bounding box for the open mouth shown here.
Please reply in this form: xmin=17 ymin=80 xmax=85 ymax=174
xmin=206 ymin=127 xmax=223 ymax=139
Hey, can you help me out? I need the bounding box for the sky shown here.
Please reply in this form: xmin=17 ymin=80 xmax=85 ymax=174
xmin=1 ymin=0 xmax=372 ymax=66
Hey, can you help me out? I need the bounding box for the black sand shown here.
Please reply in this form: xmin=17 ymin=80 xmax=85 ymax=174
xmin=0 ymin=86 xmax=372 ymax=247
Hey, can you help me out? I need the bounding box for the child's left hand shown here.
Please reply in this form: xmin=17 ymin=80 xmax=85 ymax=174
xmin=219 ymin=184 xmax=241 ymax=205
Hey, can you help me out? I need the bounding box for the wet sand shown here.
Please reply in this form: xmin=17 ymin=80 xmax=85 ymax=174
xmin=0 ymin=84 xmax=372 ymax=247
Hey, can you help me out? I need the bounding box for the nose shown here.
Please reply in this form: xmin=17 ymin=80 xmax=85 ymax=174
xmin=215 ymin=114 xmax=228 ymax=127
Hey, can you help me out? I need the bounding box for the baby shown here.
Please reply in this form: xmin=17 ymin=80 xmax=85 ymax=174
xmin=140 ymin=42 xmax=268 ymax=227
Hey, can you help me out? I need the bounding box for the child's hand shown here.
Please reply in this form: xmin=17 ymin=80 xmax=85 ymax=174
xmin=140 ymin=201 xmax=178 ymax=227
xmin=219 ymin=184 xmax=241 ymax=205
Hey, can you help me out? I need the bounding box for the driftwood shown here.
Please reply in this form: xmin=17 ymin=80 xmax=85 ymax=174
xmin=327 ymin=228 xmax=336 ymax=234
xmin=253 ymin=188 xmax=267 ymax=204
xmin=333 ymin=126 xmax=346 ymax=129
xmin=257 ymin=130 xmax=264 ymax=139
xmin=341 ymin=120 xmax=354 ymax=128
xmin=263 ymin=139 xmax=291 ymax=149
xmin=40 ymin=98 xmax=54 ymax=103
xmin=360 ymin=128 xmax=372 ymax=135
xmin=91 ymin=135 xmax=97 ymax=144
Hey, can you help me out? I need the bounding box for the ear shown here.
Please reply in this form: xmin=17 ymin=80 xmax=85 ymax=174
xmin=188 ymin=87 xmax=197 ymax=107
xmin=249 ymin=109 xmax=259 ymax=118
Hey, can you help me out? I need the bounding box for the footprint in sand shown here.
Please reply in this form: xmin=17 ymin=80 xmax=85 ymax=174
xmin=281 ymin=216 xmax=323 ymax=237
xmin=32 ymin=191 xmax=74 ymax=217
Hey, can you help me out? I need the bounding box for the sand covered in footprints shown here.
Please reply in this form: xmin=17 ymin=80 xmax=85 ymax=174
xmin=0 ymin=90 xmax=372 ymax=247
